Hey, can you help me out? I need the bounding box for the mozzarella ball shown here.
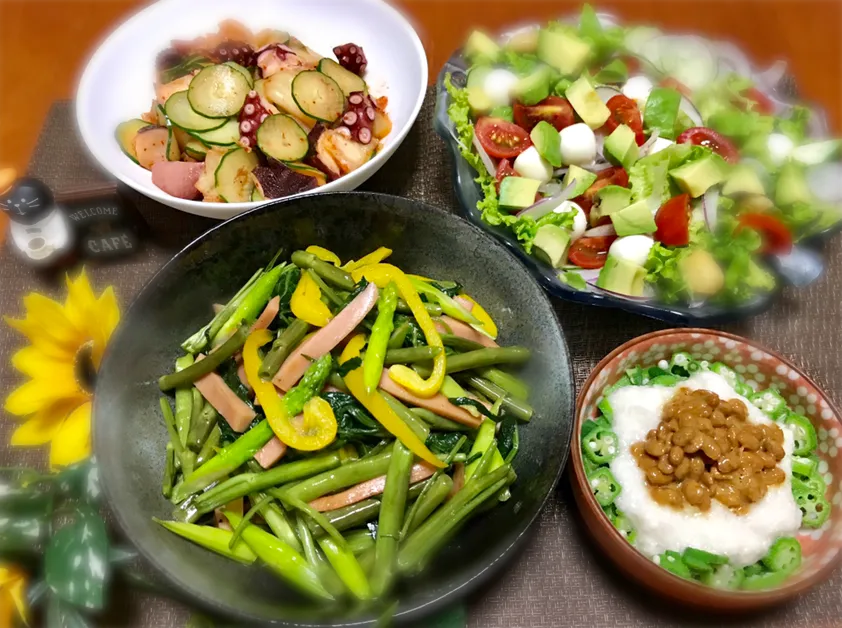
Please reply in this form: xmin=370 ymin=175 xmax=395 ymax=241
xmin=608 ymin=235 xmax=655 ymax=267
xmin=482 ymin=69 xmax=519 ymax=107
xmin=559 ymin=123 xmax=597 ymax=165
xmin=558 ymin=200 xmax=588 ymax=240
xmin=622 ymin=75 xmax=654 ymax=107
xmin=513 ymin=146 xmax=553 ymax=182
xmin=648 ymin=137 xmax=675 ymax=155
xmin=766 ymin=133 xmax=795 ymax=167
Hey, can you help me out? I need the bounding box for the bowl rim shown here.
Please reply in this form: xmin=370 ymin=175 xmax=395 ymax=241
xmin=93 ymin=190 xmax=575 ymax=625
xmin=571 ymin=327 xmax=842 ymax=606
xmin=74 ymin=0 xmax=429 ymax=218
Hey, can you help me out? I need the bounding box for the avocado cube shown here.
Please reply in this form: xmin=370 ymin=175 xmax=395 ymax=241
xmin=592 ymin=185 xmax=633 ymax=222
xmin=466 ymin=65 xmax=492 ymax=89
xmin=604 ymin=124 xmax=640 ymax=170
xmin=566 ymin=76 xmax=610 ymax=129
xmin=506 ymin=28 xmax=540 ymax=54
xmin=610 ymin=199 xmax=657 ymax=236
xmin=533 ymin=224 xmax=572 ymax=268
xmin=537 ymin=29 xmax=592 ymax=76
xmin=597 ymin=255 xmax=646 ymax=296
xmin=722 ymin=164 xmax=766 ymax=197
xmin=467 ymin=86 xmax=493 ymax=117
xmin=669 ymin=153 xmax=727 ymax=198
xmin=499 ymin=176 xmax=542 ymax=211
xmin=563 ymin=164 xmax=598 ymax=198
xmin=775 ymin=161 xmax=812 ymax=207
xmin=465 ymin=31 xmax=501 ymax=63
xmin=514 ymin=65 xmax=553 ymax=106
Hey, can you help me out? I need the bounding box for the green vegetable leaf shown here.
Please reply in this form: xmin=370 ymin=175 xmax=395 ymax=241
xmin=447 ymin=397 xmax=495 ymax=420
xmin=558 ymin=270 xmax=588 ymax=290
xmin=273 ymin=266 xmax=301 ymax=327
xmin=497 ymin=415 xmax=519 ymax=463
xmin=643 ymin=88 xmax=682 ymax=139
xmin=425 ymin=432 xmax=473 ymax=456
xmin=55 ymin=460 xmax=102 ymax=504
xmin=321 ymin=391 xmax=387 ymax=442
xmin=46 ymin=595 xmax=94 ymax=628
xmin=499 ymin=50 xmax=541 ymax=76
xmin=336 ymin=356 xmax=362 ymax=378
xmin=578 ymin=4 xmax=625 ymax=60
xmin=512 ymin=209 xmax=576 ymax=254
xmin=644 ymin=243 xmax=691 ymax=303
xmin=593 ymin=58 xmax=628 ymax=84
xmin=46 ymin=506 xmax=110 ymax=610
xmin=777 ymin=105 xmax=812 ymax=143
xmin=553 ymin=77 xmax=573 ymax=97
xmin=429 ymin=280 xmax=462 ymax=298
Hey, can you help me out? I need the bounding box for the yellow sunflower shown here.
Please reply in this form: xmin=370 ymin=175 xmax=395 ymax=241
xmin=4 ymin=269 xmax=120 ymax=468
xmin=0 ymin=564 xmax=27 ymax=627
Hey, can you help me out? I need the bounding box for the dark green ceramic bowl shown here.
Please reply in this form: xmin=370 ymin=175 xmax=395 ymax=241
xmin=93 ymin=192 xmax=574 ymax=626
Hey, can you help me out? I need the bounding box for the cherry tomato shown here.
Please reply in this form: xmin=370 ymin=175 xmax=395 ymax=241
xmin=741 ymin=87 xmax=775 ymax=115
xmin=601 ymin=95 xmax=646 ymax=146
xmin=513 ymin=96 xmax=576 ymax=132
xmin=620 ymin=55 xmax=641 ymax=75
xmin=494 ymin=158 xmax=517 ymax=193
xmin=676 ymin=127 xmax=740 ymax=164
xmin=737 ymin=213 xmax=793 ymax=255
xmin=655 ymin=194 xmax=691 ymax=246
xmin=475 ymin=116 xmax=532 ymax=159
xmin=659 ymin=77 xmax=692 ymax=98
xmin=575 ymin=167 xmax=630 ymax=214
xmin=568 ymin=236 xmax=617 ymax=269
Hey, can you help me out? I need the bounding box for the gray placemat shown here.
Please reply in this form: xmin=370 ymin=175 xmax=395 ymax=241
xmin=2 ymin=91 xmax=841 ymax=626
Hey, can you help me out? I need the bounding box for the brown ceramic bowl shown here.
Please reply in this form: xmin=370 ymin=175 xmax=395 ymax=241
xmin=571 ymin=328 xmax=842 ymax=611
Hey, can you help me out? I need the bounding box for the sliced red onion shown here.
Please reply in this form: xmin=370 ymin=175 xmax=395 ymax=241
xmin=569 ymin=268 xmax=602 ymax=283
xmin=714 ymin=41 xmax=752 ymax=81
xmin=595 ymin=85 xmax=623 ymax=104
xmin=807 ymin=163 xmax=842 ymax=203
xmin=807 ymin=109 xmax=830 ymax=139
xmin=552 ymin=166 xmax=570 ymax=178
xmin=583 ymin=224 xmax=616 ymax=237
xmin=754 ymin=60 xmax=788 ymax=93
xmin=589 ymin=161 xmax=614 ymax=172
xmin=539 ymin=181 xmax=563 ymax=196
xmin=703 ymin=186 xmax=720 ymax=232
xmin=585 ymin=278 xmax=652 ymax=301
xmin=471 ymin=132 xmax=497 ymax=177
xmin=679 ymin=96 xmax=703 ymax=127
xmin=639 ymin=129 xmax=661 ymax=156
xmin=595 ymin=134 xmax=605 ymax=160
xmin=516 ymin=179 xmax=577 ymax=219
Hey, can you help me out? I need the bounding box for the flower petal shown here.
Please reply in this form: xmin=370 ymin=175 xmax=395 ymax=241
xmin=21 ymin=293 xmax=84 ymax=348
xmin=64 ymin=268 xmax=97 ymax=332
xmin=90 ymin=287 xmax=121 ymax=369
xmin=50 ymin=401 xmax=92 ymax=468
xmin=11 ymin=346 xmax=69 ymax=379
xmin=4 ymin=317 xmax=73 ymax=359
xmin=10 ymin=400 xmax=76 ymax=446
xmin=8 ymin=575 xmax=27 ymax=625
xmin=4 ymin=376 xmax=85 ymax=416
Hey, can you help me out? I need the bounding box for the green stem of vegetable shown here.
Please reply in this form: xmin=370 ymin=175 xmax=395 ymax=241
xmin=280 ymin=444 xmax=395 ymax=504
xmin=395 ymin=300 xmax=442 ymax=317
xmin=295 ymin=514 xmax=346 ymax=598
xmin=409 ymin=408 xmax=471 ymax=432
xmin=172 ymin=420 xmax=275 ymax=503
xmin=253 ymin=491 xmax=302 ymax=553
xmin=383 ymin=346 xmax=442 ymax=365
xmin=440 ymin=334 xmax=484 ymax=352
xmin=327 ymin=372 xmax=349 ymax=392
xmin=477 ymin=367 xmax=530 ymax=401
xmin=181 ymin=268 xmax=262 ymax=354
xmin=445 ymin=347 xmax=531 ymax=373
xmin=159 ymin=326 xmax=249 ymax=391
xmin=380 ymin=392 xmax=430 ymax=440
xmin=194 ymin=425 xmax=221 ymax=467
xmin=306 ymin=269 xmax=345 ymax=309
xmin=174 ymin=356 xmax=195 ymax=444
xmin=364 ymin=281 xmax=399 ymax=395
xmin=387 ymin=320 xmax=411 ymax=349
xmin=463 ymin=376 xmax=534 ymax=422
xmin=223 ymin=510 xmax=333 ymax=600
xmin=155 ymin=519 xmax=256 ymax=565
xmin=189 ymin=448 xmax=345 ymax=518
xmin=187 ymin=401 xmax=219 ymax=451
xmin=285 ymin=354 xmax=334 ymax=415
xmin=283 ymin=496 xmax=348 ymax=546
xmin=465 ymin=419 xmax=501 ymax=480
xmin=162 ymin=444 xmax=176 ymax=499
xmin=318 ymin=535 xmax=372 ymax=600
xmin=259 ymin=318 xmax=311 ymax=379
xmin=213 ymin=263 xmax=290 ymax=346
xmin=228 ymin=493 xmax=273 ymax=549
xmin=371 ymin=441 xmax=413 ymax=597
xmin=397 ymin=465 xmax=511 ymax=575
xmin=160 ymin=397 xmax=194 ymax=476
xmin=401 ymin=473 xmax=453 ymax=537
xmin=345 ymin=530 xmax=375 ymax=556
xmin=466 ymin=438 xmax=497 ymax=483
xmin=291 ymin=251 xmax=355 ymax=290
xmin=410 ymin=278 xmax=481 ymax=325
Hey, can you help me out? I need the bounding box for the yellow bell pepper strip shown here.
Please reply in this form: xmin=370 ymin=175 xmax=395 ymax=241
xmin=339 ymin=335 xmax=445 ymax=469
xmin=342 ymin=247 xmax=392 ymax=272
xmin=305 ymin=245 xmax=341 ymax=266
xmin=291 ymin=272 xmax=332 ymax=327
xmin=243 ymin=329 xmax=337 ymax=451
xmin=352 ymin=264 xmax=446 ymax=399
xmin=458 ymin=294 xmax=498 ymax=339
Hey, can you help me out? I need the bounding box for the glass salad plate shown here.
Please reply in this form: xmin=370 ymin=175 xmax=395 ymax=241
xmin=433 ymin=9 xmax=842 ymax=325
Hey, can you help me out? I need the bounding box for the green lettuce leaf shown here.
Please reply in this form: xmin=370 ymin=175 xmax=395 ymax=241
xmin=512 ymin=209 xmax=575 ymax=254
xmin=558 ymin=270 xmax=588 ymax=291
xmin=776 ymin=105 xmax=812 ymax=143
xmin=577 ymin=4 xmax=626 ymax=60
xmin=500 ymin=50 xmax=542 ymax=76
xmin=644 ymin=243 xmax=691 ymax=303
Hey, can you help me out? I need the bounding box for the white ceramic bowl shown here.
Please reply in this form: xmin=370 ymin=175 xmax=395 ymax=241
xmin=76 ymin=0 xmax=427 ymax=219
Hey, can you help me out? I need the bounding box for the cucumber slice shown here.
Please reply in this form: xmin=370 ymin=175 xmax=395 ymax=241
xmin=191 ymin=118 xmax=240 ymax=146
xmin=166 ymin=127 xmax=180 ymax=161
xmin=184 ymin=138 xmax=209 ymax=160
xmin=251 ymin=185 xmax=265 ymax=202
xmin=214 ymin=148 xmax=259 ymax=202
xmin=223 ymin=61 xmax=255 ymax=89
xmin=188 ymin=64 xmax=250 ymax=118
xmin=256 ymin=114 xmax=308 ymax=161
xmin=166 ymin=91 xmax=227 ymax=132
xmin=156 ymin=104 xmax=168 ymax=127
xmin=115 ymin=119 xmax=153 ymax=164
xmin=286 ymin=162 xmax=327 ymax=186
xmin=291 ymin=71 xmax=345 ymax=123
xmin=317 ymin=58 xmax=366 ymax=96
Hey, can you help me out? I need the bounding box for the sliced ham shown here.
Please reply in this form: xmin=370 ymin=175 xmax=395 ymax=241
xmin=378 ymin=373 xmax=482 ymax=429
xmin=450 ymin=463 xmax=465 ymax=497
xmin=151 ymin=161 xmax=203 ymax=199
xmin=309 ymin=462 xmax=437 ymax=512
xmin=214 ymin=497 xmax=243 ymax=530
xmin=194 ymin=355 xmax=256 ymax=432
xmin=273 ymin=282 xmax=379 ymax=390
xmin=453 ymin=296 xmax=474 ymax=312
xmin=212 ymin=303 xmax=225 ymax=315
xmin=254 ymin=437 xmax=287 ymax=469
xmin=435 ymin=315 xmax=498 ymax=349
xmin=250 ymin=296 xmax=280 ymax=332
xmin=236 ymin=362 xmax=251 ymax=393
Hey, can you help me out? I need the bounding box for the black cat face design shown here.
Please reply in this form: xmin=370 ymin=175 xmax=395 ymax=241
xmin=0 ymin=177 xmax=54 ymax=226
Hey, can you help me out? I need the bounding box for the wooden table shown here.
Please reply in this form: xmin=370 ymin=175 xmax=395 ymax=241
xmin=0 ymin=0 xmax=839 ymax=237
